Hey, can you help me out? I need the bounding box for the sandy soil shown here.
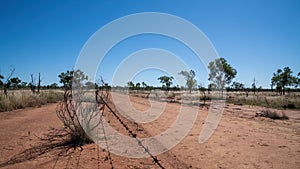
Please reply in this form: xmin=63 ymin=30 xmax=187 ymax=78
xmin=0 ymin=93 xmax=299 ymax=169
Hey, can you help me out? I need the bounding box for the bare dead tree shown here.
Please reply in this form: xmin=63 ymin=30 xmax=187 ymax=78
xmin=3 ymin=67 xmax=15 ymax=97
xmin=30 ymin=74 xmax=36 ymax=94
xmin=37 ymin=73 xmax=41 ymax=93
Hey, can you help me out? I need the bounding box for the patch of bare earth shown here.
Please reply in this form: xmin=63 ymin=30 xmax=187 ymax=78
xmin=0 ymin=93 xmax=299 ymax=169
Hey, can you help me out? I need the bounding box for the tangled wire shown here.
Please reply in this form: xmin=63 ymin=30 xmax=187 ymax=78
xmin=56 ymin=81 xmax=112 ymax=144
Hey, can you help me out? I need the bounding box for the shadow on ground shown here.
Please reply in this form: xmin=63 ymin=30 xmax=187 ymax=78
xmin=0 ymin=128 xmax=87 ymax=168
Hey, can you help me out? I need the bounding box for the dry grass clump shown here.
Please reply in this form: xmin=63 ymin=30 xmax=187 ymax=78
xmin=227 ymin=94 xmax=300 ymax=110
xmin=255 ymin=109 xmax=289 ymax=120
xmin=0 ymin=90 xmax=63 ymax=112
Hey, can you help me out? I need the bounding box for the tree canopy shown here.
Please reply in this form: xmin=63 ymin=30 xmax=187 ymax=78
xmin=158 ymin=75 xmax=173 ymax=91
xmin=178 ymin=69 xmax=197 ymax=93
xmin=58 ymin=69 xmax=88 ymax=91
xmin=271 ymin=67 xmax=298 ymax=95
xmin=208 ymin=57 xmax=237 ymax=95
xmin=127 ymin=81 xmax=135 ymax=90
xmin=10 ymin=77 xmax=21 ymax=89
xmin=231 ymin=81 xmax=245 ymax=90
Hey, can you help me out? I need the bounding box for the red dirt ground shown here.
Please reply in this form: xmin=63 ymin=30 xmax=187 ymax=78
xmin=0 ymin=93 xmax=299 ymax=169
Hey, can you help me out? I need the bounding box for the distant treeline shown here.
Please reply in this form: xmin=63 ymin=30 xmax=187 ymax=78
xmin=1 ymin=57 xmax=299 ymax=96
xmin=113 ymin=85 xmax=300 ymax=93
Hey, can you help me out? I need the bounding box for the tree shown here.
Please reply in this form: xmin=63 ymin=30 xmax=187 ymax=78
xmin=0 ymin=74 xmax=4 ymax=88
xmin=37 ymin=73 xmax=41 ymax=93
xmin=158 ymin=76 xmax=173 ymax=91
xmin=127 ymin=81 xmax=135 ymax=90
xmin=297 ymin=72 xmax=300 ymax=88
xmin=142 ymin=82 xmax=147 ymax=89
xmin=72 ymin=69 xmax=88 ymax=87
xmin=231 ymin=81 xmax=245 ymax=90
xmin=49 ymin=83 xmax=58 ymax=89
xmin=20 ymin=82 xmax=28 ymax=89
xmin=257 ymin=86 xmax=263 ymax=93
xmin=10 ymin=77 xmax=21 ymax=89
xmin=178 ymin=69 xmax=197 ymax=93
xmin=251 ymin=78 xmax=257 ymax=95
xmin=208 ymin=57 xmax=237 ymax=96
xmin=59 ymin=70 xmax=73 ymax=90
xmin=29 ymin=74 xmax=36 ymax=94
xmin=198 ymin=84 xmax=208 ymax=105
xmin=136 ymin=82 xmax=141 ymax=90
xmin=58 ymin=70 xmax=88 ymax=92
xmin=2 ymin=67 xmax=15 ymax=96
xmin=271 ymin=67 xmax=297 ymax=95
xmin=46 ymin=83 xmax=59 ymax=89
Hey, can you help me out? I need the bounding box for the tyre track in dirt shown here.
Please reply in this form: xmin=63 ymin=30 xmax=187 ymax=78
xmin=100 ymin=92 xmax=191 ymax=169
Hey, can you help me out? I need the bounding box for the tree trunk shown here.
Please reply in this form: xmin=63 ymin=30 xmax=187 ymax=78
xmin=3 ymin=87 xmax=7 ymax=97
xmin=37 ymin=73 xmax=41 ymax=93
xmin=30 ymin=74 xmax=35 ymax=94
xmin=221 ymin=88 xmax=224 ymax=98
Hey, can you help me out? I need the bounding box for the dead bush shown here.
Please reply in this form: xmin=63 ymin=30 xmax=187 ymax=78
xmin=56 ymin=90 xmax=93 ymax=145
xmin=56 ymin=80 xmax=111 ymax=146
xmin=256 ymin=109 xmax=289 ymax=120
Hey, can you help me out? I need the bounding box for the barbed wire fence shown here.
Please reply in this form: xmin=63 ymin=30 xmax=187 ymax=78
xmin=54 ymin=78 xmax=190 ymax=169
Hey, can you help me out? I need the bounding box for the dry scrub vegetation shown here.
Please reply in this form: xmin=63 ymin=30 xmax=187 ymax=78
xmin=0 ymin=90 xmax=64 ymax=112
xmin=0 ymin=87 xmax=299 ymax=168
xmin=226 ymin=91 xmax=300 ymax=110
xmin=124 ymin=89 xmax=300 ymax=110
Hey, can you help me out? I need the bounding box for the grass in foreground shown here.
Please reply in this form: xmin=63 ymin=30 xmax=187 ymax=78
xmin=0 ymin=90 xmax=64 ymax=112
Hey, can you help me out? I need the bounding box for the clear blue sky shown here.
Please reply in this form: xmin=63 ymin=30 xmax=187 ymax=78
xmin=1 ymin=0 xmax=299 ymax=88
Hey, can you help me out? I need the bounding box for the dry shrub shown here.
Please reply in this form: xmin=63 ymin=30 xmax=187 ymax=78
xmin=283 ymin=103 xmax=296 ymax=109
xmin=55 ymin=84 xmax=111 ymax=146
xmin=56 ymin=98 xmax=93 ymax=145
xmin=256 ymin=109 xmax=289 ymax=120
xmin=167 ymin=92 xmax=175 ymax=99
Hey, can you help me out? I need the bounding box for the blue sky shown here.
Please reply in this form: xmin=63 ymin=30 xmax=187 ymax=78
xmin=1 ymin=0 xmax=299 ymax=88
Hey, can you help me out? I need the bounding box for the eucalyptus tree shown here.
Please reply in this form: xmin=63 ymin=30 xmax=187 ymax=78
xmin=271 ymin=67 xmax=297 ymax=95
xmin=158 ymin=75 xmax=173 ymax=91
xmin=178 ymin=69 xmax=197 ymax=93
xmin=208 ymin=57 xmax=237 ymax=96
xmin=58 ymin=69 xmax=88 ymax=93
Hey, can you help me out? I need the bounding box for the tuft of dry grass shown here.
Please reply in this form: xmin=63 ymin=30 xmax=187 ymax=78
xmin=255 ymin=109 xmax=289 ymax=120
xmin=227 ymin=92 xmax=300 ymax=110
xmin=0 ymin=90 xmax=64 ymax=112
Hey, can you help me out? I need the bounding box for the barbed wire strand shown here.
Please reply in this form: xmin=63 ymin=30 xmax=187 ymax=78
xmin=99 ymin=93 xmax=165 ymax=169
